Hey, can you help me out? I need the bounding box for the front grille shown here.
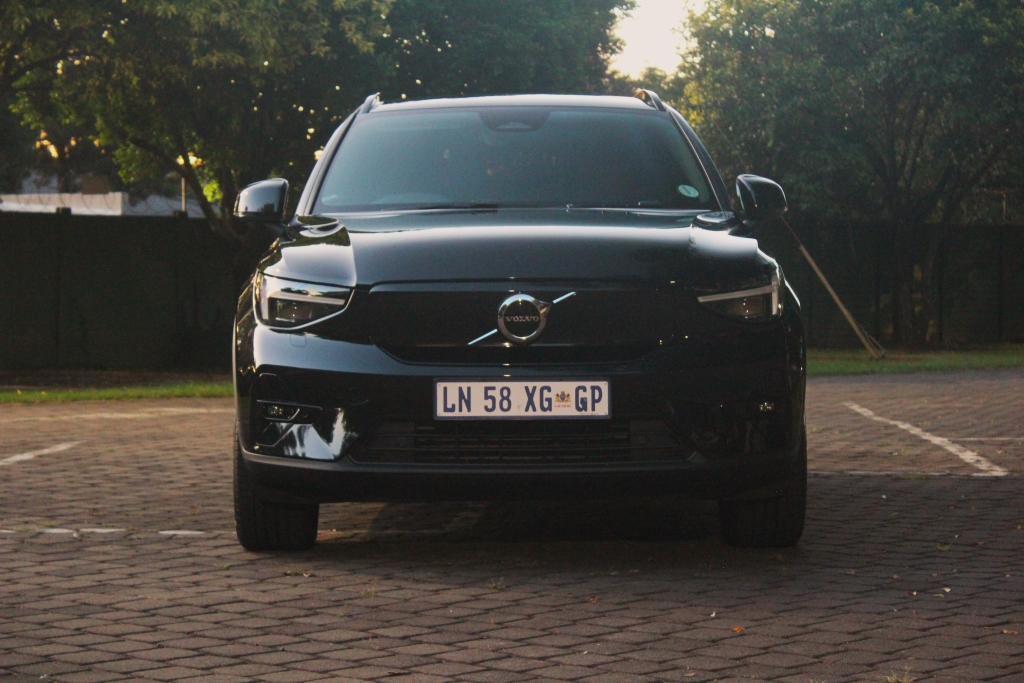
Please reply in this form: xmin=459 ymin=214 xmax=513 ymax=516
xmin=376 ymin=342 xmax=661 ymax=365
xmin=351 ymin=418 xmax=692 ymax=464
xmin=363 ymin=283 xmax=676 ymax=366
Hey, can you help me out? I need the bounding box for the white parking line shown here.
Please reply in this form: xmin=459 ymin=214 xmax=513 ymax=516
xmin=0 ymin=441 xmax=82 ymax=466
xmin=844 ymin=402 xmax=1008 ymax=477
xmin=0 ymin=528 xmax=219 ymax=538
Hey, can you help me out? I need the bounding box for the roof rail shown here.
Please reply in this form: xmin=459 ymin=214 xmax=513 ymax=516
xmin=359 ymin=92 xmax=381 ymax=113
xmin=634 ymin=89 xmax=666 ymax=112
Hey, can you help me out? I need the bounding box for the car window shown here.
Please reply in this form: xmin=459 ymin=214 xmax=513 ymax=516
xmin=313 ymin=107 xmax=715 ymax=213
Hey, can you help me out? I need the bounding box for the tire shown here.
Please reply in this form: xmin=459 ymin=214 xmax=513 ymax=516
xmin=719 ymin=428 xmax=807 ymax=548
xmin=234 ymin=435 xmax=319 ymax=551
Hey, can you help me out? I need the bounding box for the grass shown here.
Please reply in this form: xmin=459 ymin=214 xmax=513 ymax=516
xmin=0 ymin=381 xmax=232 ymax=404
xmin=807 ymin=344 xmax=1024 ymax=376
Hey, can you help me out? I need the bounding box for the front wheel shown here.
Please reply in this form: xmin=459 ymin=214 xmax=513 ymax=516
xmin=719 ymin=429 xmax=807 ymax=548
xmin=234 ymin=435 xmax=319 ymax=551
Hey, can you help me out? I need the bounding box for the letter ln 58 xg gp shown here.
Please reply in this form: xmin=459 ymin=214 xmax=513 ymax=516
xmin=232 ymin=91 xmax=806 ymax=551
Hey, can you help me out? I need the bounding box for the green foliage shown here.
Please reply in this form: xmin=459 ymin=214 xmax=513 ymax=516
xmin=31 ymin=0 xmax=390 ymax=243
xmin=0 ymin=0 xmax=105 ymax=98
xmin=677 ymin=0 xmax=1024 ymax=346
xmin=0 ymin=99 xmax=36 ymax=191
xmin=1 ymin=0 xmax=115 ymax=191
xmin=377 ymin=0 xmax=631 ymax=100
xmin=12 ymin=0 xmax=631 ymax=250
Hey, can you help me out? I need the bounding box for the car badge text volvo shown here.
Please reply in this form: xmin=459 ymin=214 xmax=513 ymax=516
xmin=497 ymin=294 xmax=551 ymax=343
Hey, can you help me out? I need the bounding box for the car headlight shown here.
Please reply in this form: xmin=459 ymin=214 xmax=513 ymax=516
xmin=697 ymin=266 xmax=782 ymax=320
xmin=253 ymin=272 xmax=351 ymax=328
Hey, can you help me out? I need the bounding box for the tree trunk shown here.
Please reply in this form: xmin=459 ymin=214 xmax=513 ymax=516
xmin=918 ymin=222 xmax=948 ymax=346
xmin=890 ymin=220 xmax=928 ymax=348
xmin=890 ymin=219 xmax=947 ymax=349
xmin=892 ymin=261 xmax=917 ymax=347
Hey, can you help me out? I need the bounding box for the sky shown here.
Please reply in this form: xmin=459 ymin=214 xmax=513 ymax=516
xmin=610 ymin=1 xmax=698 ymax=78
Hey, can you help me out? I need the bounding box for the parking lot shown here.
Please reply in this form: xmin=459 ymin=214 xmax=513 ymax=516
xmin=1 ymin=369 xmax=1022 ymax=683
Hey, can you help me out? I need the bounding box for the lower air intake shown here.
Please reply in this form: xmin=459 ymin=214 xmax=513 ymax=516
xmin=351 ymin=419 xmax=691 ymax=464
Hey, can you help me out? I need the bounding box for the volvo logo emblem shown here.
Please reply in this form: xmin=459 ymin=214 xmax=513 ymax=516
xmin=497 ymin=294 xmax=551 ymax=343
xmin=466 ymin=291 xmax=574 ymax=346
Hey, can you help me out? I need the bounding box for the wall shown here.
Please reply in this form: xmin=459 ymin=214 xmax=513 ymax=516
xmin=0 ymin=212 xmax=237 ymax=370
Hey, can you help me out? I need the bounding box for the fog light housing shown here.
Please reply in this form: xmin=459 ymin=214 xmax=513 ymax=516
xmin=257 ymin=401 xmax=317 ymax=423
xmin=262 ymin=403 xmax=300 ymax=421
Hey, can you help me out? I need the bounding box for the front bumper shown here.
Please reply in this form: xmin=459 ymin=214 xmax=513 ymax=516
xmin=241 ymin=444 xmax=803 ymax=503
xmin=234 ymin=317 xmax=806 ymax=503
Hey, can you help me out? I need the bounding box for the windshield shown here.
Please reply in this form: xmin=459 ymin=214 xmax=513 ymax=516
xmin=313 ymin=106 xmax=716 ymax=213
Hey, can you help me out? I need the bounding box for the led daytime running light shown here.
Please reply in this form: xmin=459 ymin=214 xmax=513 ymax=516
xmin=254 ymin=272 xmax=351 ymax=328
xmin=697 ymin=269 xmax=782 ymax=318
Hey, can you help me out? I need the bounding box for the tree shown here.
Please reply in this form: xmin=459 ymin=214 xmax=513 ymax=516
xmin=376 ymin=0 xmax=631 ymax=100
xmin=677 ymin=0 xmax=1024 ymax=346
xmin=29 ymin=0 xmax=390 ymax=251
xmin=1 ymin=1 xmax=114 ymax=191
xmin=0 ymin=0 xmax=108 ymax=100
xmin=13 ymin=0 xmax=634 ymax=279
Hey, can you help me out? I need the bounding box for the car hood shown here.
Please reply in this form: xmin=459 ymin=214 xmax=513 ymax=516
xmin=259 ymin=209 xmax=764 ymax=288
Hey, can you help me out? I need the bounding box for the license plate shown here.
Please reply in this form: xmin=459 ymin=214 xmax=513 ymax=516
xmin=435 ymin=380 xmax=610 ymax=419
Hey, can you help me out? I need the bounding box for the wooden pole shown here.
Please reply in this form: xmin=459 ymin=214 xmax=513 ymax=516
xmin=780 ymin=218 xmax=886 ymax=359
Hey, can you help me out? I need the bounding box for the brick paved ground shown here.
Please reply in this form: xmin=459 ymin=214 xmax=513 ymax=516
xmin=1 ymin=369 xmax=1022 ymax=683
xmin=806 ymin=371 xmax=1024 ymax=476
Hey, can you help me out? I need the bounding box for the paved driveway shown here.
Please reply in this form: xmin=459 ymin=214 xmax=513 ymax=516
xmin=1 ymin=370 xmax=1022 ymax=683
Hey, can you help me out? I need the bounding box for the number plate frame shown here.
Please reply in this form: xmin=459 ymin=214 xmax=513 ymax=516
xmin=434 ymin=379 xmax=611 ymax=420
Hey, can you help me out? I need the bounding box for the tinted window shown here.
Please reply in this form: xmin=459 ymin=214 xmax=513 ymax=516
xmin=314 ymin=107 xmax=715 ymax=213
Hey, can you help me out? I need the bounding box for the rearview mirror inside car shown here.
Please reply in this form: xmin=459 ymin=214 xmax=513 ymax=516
xmin=235 ymin=178 xmax=289 ymax=224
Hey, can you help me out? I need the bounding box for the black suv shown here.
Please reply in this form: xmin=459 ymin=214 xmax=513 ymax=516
xmin=231 ymin=91 xmax=805 ymax=551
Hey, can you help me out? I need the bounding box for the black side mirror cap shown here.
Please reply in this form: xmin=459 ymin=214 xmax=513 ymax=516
xmin=234 ymin=178 xmax=289 ymax=223
xmin=736 ymin=174 xmax=787 ymax=221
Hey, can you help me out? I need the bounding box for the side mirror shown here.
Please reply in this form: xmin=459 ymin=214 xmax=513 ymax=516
xmin=736 ymin=174 xmax=787 ymax=221
xmin=234 ymin=178 xmax=289 ymax=223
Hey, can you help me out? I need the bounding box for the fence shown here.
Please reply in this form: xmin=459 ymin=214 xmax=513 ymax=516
xmin=1 ymin=214 xmax=1021 ymax=372
xmin=757 ymin=221 xmax=1024 ymax=348
xmin=0 ymin=212 xmax=237 ymax=371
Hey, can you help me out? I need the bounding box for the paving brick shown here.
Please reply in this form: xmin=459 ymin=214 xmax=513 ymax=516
xmin=253 ymin=671 xmax=323 ymax=683
xmin=92 ymin=658 xmax=165 ymax=674
xmin=1 ymin=373 xmax=1023 ymax=683
xmin=459 ymin=670 xmax=533 ymax=683
xmin=53 ymin=671 xmax=127 ymax=683
xmin=438 ymin=648 xmax=507 ymax=664
xmin=485 ymin=656 xmax=549 ymax=672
